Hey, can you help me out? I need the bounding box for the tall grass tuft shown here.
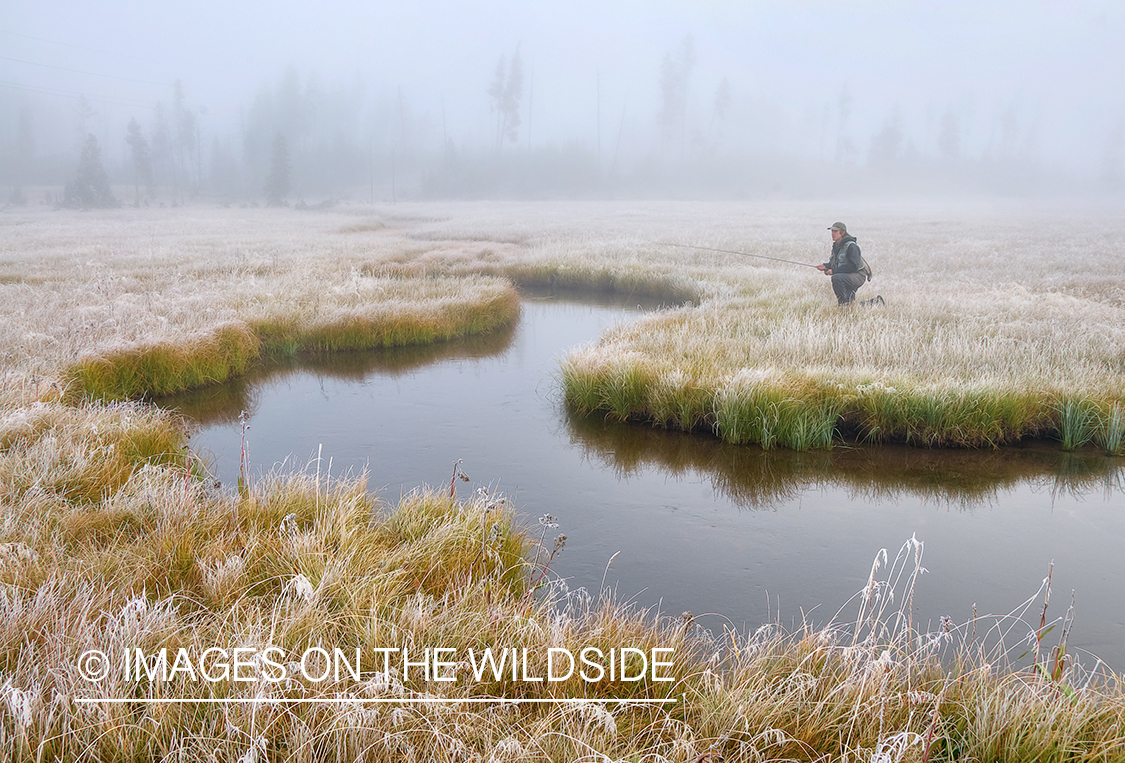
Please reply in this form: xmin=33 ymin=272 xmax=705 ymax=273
xmin=1057 ymin=396 xmax=1102 ymax=451
xmin=713 ymin=372 xmax=839 ymax=450
xmin=560 ymin=351 xmax=654 ymax=423
xmin=1096 ymin=402 xmax=1125 ymax=456
xmin=713 ymin=376 xmax=786 ymax=449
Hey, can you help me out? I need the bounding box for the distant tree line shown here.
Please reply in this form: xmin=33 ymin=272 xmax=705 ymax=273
xmin=2 ymin=47 xmax=1123 ymax=206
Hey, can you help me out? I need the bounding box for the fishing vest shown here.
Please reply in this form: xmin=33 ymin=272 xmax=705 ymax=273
xmin=832 ymin=239 xmax=874 ymax=282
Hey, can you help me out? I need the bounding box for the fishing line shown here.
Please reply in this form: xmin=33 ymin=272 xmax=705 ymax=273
xmin=656 ymin=242 xmax=819 ymax=269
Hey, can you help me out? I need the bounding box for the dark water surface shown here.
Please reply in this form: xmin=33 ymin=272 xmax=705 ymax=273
xmin=164 ymin=292 xmax=1125 ymax=670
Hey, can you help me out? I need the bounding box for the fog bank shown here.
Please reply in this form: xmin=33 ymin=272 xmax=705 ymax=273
xmin=3 ymin=1 xmax=1123 ymax=203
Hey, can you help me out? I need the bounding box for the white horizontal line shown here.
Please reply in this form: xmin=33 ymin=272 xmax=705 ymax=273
xmin=75 ymin=696 xmax=679 ymax=705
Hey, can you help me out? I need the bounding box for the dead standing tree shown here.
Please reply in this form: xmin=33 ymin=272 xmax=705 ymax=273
xmin=658 ymin=35 xmax=695 ymax=163
xmin=488 ymin=47 xmax=523 ymax=154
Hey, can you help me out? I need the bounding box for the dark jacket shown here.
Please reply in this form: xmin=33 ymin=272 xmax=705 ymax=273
xmin=825 ymin=235 xmax=864 ymax=275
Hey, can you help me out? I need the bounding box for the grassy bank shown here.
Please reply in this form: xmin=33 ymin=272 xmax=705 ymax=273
xmin=558 ymin=273 xmax=1124 ymax=451
xmin=536 ymin=204 xmax=1125 ymax=452
xmin=0 ymin=207 xmax=519 ymax=405
xmin=1 ymin=409 xmax=1122 ymax=760
xmin=62 ymin=279 xmax=518 ymax=401
xmin=562 ymin=333 xmax=1125 ymax=452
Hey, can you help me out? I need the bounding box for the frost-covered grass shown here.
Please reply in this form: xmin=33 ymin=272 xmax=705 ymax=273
xmin=5 ymin=201 xmax=1122 ymax=448
xmin=0 ymin=206 xmax=518 ymax=402
xmin=521 ymin=202 xmax=1125 ymax=451
xmin=2 ymin=201 xmax=1125 ymax=760
xmin=1 ymin=412 xmax=1123 ymax=761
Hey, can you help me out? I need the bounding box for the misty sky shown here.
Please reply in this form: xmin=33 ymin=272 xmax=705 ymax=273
xmin=4 ymin=0 xmax=1124 ymax=177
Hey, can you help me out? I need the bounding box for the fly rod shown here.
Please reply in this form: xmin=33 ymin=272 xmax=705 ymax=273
xmin=656 ymin=242 xmax=820 ymax=269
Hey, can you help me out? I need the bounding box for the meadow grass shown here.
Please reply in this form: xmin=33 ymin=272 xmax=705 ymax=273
xmin=0 ymin=207 xmax=519 ymax=404
xmin=2 ymin=201 xmax=1125 ymax=760
xmin=526 ymin=201 xmax=1125 ymax=452
xmin=1 ymin=431 xmax=1122 ymax=761
xmin=5 ymin=202 xmax=1122 ymax=449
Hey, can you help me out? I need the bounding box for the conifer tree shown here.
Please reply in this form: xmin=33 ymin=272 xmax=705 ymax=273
xmin=264 ymin=132 xmax=291 ymax=206
xmin=9 ymin=107 xmax=34 ymax=205
xmin=63 ymin=134 xmax=118 ymax=208
xmin=125 ymin=118 xmax=153 ymax=205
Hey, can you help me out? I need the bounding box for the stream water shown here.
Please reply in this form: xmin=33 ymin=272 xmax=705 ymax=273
xmin=162 ymin=291 xmax=1125 ymax=670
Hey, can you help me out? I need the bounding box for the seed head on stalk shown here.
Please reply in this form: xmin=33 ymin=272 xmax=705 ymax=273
xmin=449 ymin=459 xmax=470 ymax=499
xmin=529 ymin=516 xmax=567 ymax=593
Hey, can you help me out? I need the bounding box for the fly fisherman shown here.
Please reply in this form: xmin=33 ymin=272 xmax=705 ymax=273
xmin=816 ymin=222 xmax=876 ymax=306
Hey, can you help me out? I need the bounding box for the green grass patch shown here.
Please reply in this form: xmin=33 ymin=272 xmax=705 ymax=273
xmin=563 ymin=360 xmax=1125 ymax=450
xmin=850 ymin=384 xmax=1048 ymax=447
xmin=1098 ymin=402 xmax=1125 ymax=455
xmin=63 ymin=282 xmax=520 ymax=400
xmin=64 ymin=321 xmax=260 ymax=401
xmin=1056 ymin=396 xmax=1103 ymax=451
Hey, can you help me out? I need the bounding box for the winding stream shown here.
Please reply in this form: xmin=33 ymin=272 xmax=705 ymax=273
xmin=163 ymin=291 xmax=1125 ymax=670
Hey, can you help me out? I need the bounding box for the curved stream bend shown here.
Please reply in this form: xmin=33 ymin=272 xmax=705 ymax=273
xmin=163 ymin=292 xmax=1125 ymax=671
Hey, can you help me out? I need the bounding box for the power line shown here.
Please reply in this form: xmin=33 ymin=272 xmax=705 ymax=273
xmin=0 ymin=79 xmax=156 ymax=108
xmin=0 ymin=28 xmax=169 ymax=65
xmin=0 ymin=54 xmax=171 ymax=88
xmin=0 ymin=28 xmax=243 ymax=99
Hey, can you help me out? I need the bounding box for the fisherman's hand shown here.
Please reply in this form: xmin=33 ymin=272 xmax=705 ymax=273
xmin=824 ymin=269 xmax=832 ymax=276
xmin=815 ymin=264 xmax=827 ymax=271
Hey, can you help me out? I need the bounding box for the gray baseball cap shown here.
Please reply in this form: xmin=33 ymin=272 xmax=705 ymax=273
xmin=828 ymin=221 xmax=848 ymax=232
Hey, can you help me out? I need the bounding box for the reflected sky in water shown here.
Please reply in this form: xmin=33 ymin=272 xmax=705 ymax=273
xmin=163 ymin=292 xmax=1125 ymax=669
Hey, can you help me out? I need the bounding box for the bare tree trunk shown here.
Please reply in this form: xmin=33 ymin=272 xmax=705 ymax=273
xmin=611 ymin=98 xmax=627 ymax=176
xmin=596 ymin=68 xmax=601 ymax=170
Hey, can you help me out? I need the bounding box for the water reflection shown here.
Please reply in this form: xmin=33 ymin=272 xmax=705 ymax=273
xmin=566 ymin=415 xmax=1125 ymax=509
xmin=162 ymin=313 xmax=520 ymax=425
